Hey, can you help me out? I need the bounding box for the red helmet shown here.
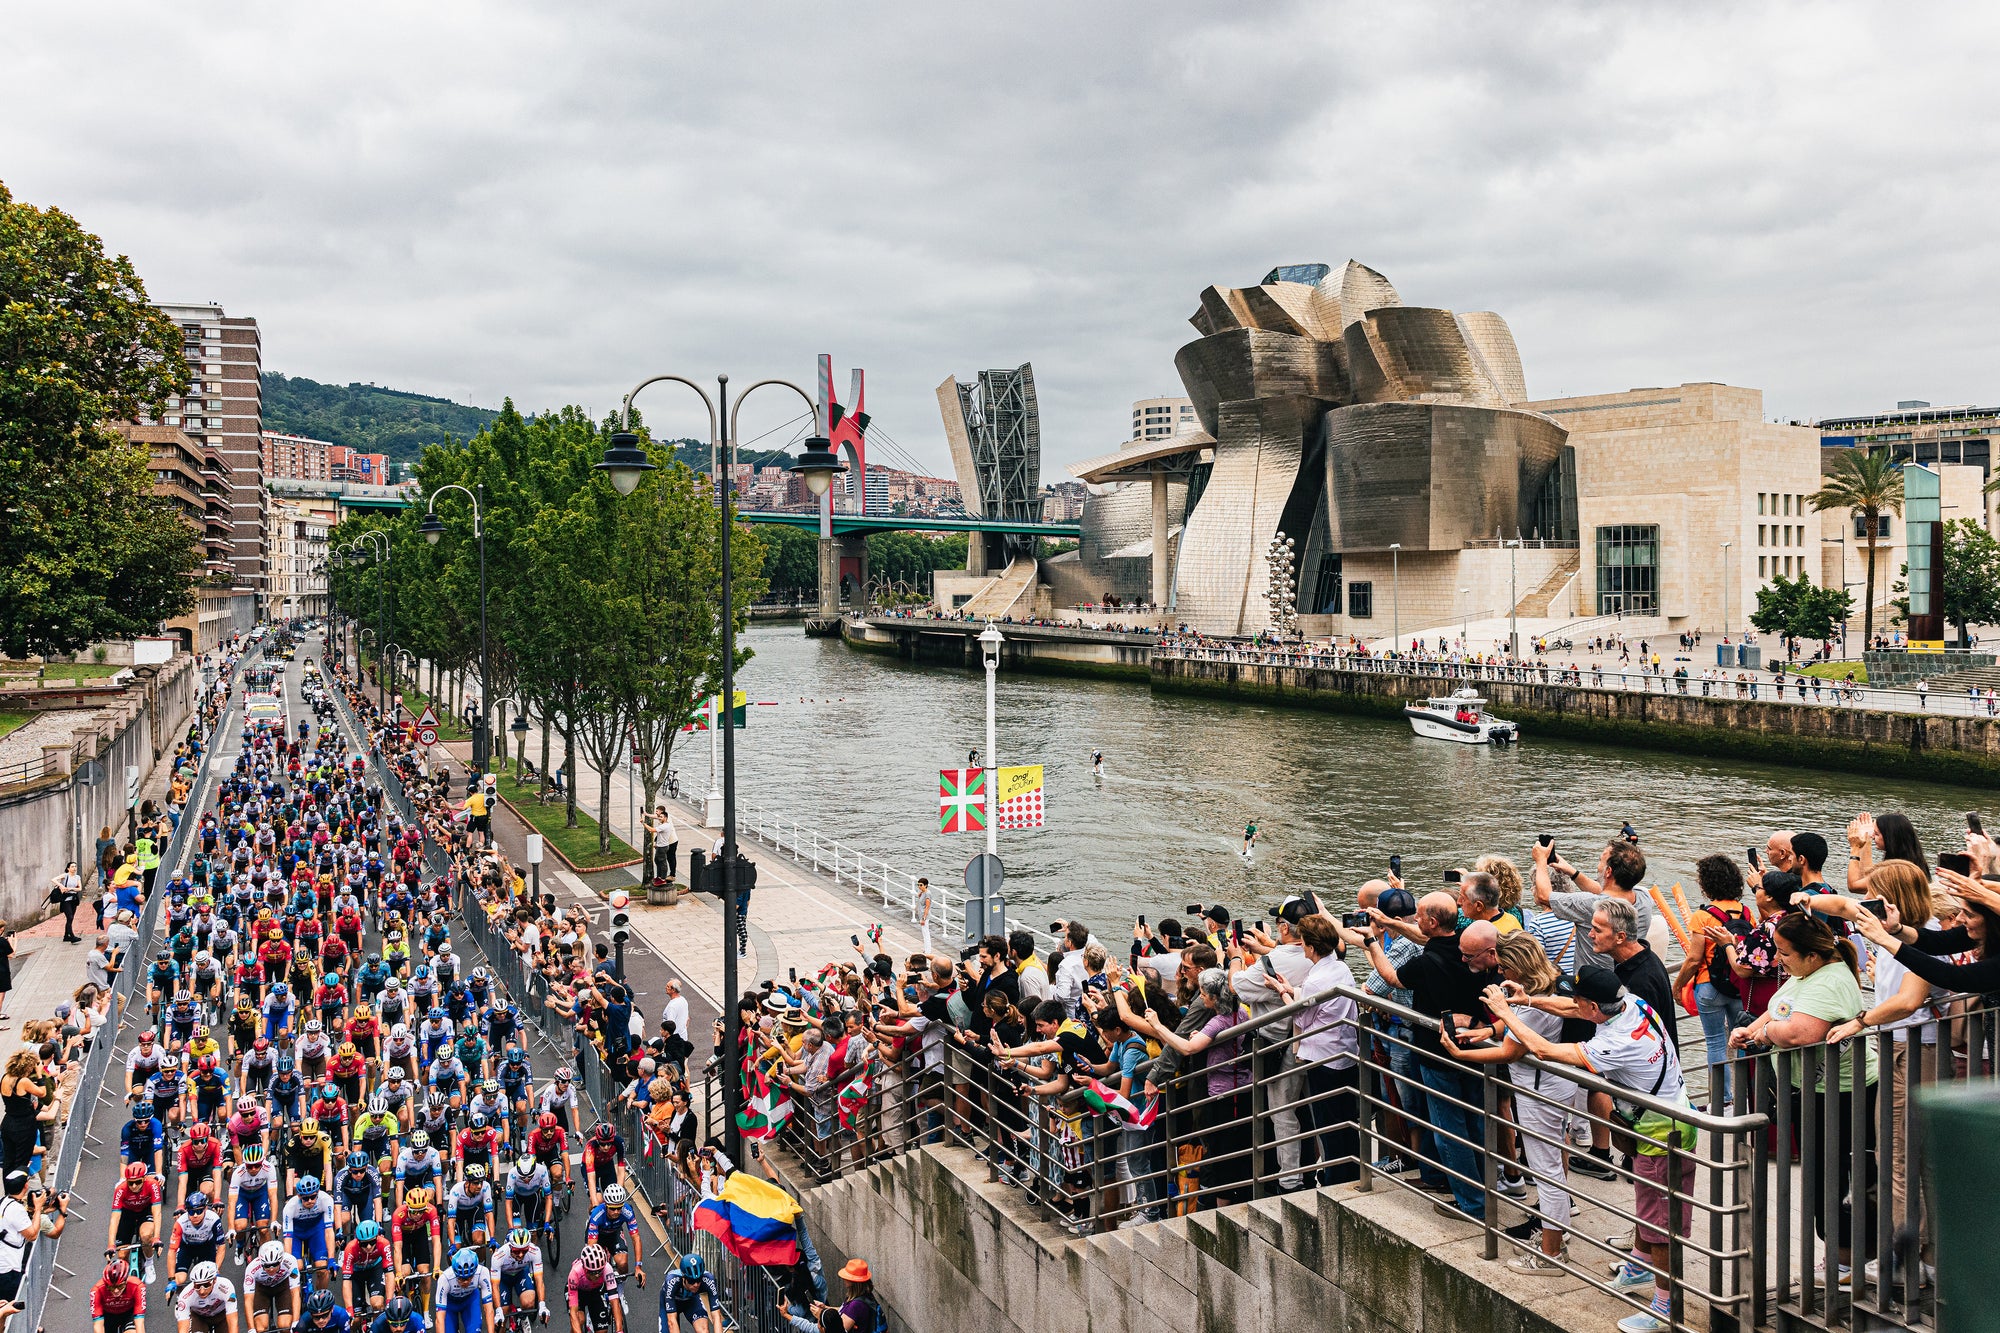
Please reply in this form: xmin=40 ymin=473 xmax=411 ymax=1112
xmin=538 ymin=1112 xmax=558 ymax=1131
xmin=189 ymin=1122 xmax=210 ymax=1142
xmin=104 ymin=1257 xmax=130 ymax=1285
xmin=123 ymin=1162 xmax=147 ymax=1182
xmin=253 ymin=1037 xmax=271 ymax=1053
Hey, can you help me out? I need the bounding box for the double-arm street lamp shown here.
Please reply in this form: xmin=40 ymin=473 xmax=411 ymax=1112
xmin=420 ymin=482 xmax=491 ymax=771
xmin=594 ymin=371 xmax=843 ymax=1161
xmin=336 ymin=529 xmax=391 ymax=716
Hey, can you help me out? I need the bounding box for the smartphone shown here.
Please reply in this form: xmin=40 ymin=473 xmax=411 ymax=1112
xmin=1185 ymin=903 xmax=1203 ymax=916
xmin=1863 ymin=899 xmax=1892 ymax=919
xmin=1537 ymin=834 xmax=1554 ymax=848
xmin=1939 ymin=852 xmax=1974 ymax=876
xmin=1969 ymin=813 xmax=1985 ymax=836
xmin=1137 ymin=914 xmax=1147 ymax=927
xmin=1049 ymin=921 xmax=1064 ymax=934
xmin=1388 ymin=855 xmax=1402 ymax=876
xmin=1443 ymin=869 xmax=1462 ymax=884
xmin=1256 ymin=920 xmax=1266 ymax=934
xmin=1747 ymin=846 xmax=1761 ymax=869
xmin=1341 ymin=911 xmax=1372 ymax=929
xmin=788 ymin=967 xmax=797 ymax=983
xmin=1231 ymin=920 xmax=1244 ymax=943
xmin=850 ymin=934 xmax=860 ymax=947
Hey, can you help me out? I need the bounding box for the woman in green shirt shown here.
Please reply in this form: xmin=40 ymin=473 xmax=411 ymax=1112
xmin=1729 ymin=913 xmax=1878 ymax=1278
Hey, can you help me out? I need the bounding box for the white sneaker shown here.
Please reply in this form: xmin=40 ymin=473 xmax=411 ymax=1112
xmin=1496 ymin=1172 xmax=1529 ymax=1198
xmin=1277 ymin=1175 xmax=1307 ymax=1191
xmin=1507 ymin=1248 xmax=1569 ymax=1274
xmin=1616 ymin=1310 xmax=1669 ymax=1333
xmin=1610 ymin=1261 xmax=1655 ymax=1290
xmin=1862 ymin=1258 xmax=1935 ymax=1287
xmin=143 ymin=1257 xmax=156 ymax=1285
xmin=1606 ymin=1230 xmax=1635 ymax=1252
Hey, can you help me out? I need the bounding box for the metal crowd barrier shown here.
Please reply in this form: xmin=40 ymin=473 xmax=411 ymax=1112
xmin=24 ymin=650 xmax=248 ymax=1329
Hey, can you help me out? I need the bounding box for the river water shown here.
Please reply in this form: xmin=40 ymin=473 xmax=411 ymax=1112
xmin=720 ymin=625 xmax=1989 ymax=932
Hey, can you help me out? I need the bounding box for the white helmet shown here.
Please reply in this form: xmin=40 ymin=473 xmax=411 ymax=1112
xmin=190 ymin=1260 xmax=220 ymax=1284
xmin=603 ymin=1184 xmax=628 ymax=1207
xmin=260 ymin=1240 xmax=287 ymax=1266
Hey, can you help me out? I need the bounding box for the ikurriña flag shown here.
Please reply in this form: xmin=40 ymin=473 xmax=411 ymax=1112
xmin=938 ymin=767 xmax=986 ymax=833
xmin=691 ymin=1170 xmax=803 ymax=1267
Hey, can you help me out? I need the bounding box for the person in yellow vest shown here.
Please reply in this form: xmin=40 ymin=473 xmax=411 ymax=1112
xmin=134 ymin=828 xmax=161 ymax=898
xmin=462 ymin=784 xmax=490 ymax=849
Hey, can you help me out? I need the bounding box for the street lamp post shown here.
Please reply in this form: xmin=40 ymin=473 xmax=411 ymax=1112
xmin=1720 ymin=541 xmax=1732 ymax=639
xmin=338 ymin=531 xmax=390 ymax=717
xmin=978 ymin=623 xmax=1002 ymax=857
xmin=1389 ymin=543 xmax=1401 ymax=650
xmin=1506 ymin=537 xmax=1521 ymax=659
xmin=1459 ymin=587 xmax=1471 ymax=648
xmin=421 ymin=482 xmax=490 ymax=772
xmin=595 ymin=371 xmax=842 ymax=1163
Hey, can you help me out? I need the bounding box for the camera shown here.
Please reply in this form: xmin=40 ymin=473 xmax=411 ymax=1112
xmin=1341 ymin=911 xmax=1372 ymax=929
xmin=959 ymin=944 xmax=982 ymax=962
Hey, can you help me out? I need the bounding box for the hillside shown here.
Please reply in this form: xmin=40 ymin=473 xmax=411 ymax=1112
xmin=260 ymin=373 xmax=500 ymax=464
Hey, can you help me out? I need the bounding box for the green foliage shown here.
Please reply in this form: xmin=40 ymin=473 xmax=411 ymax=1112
xmin=865 ymin=530 xmax=967 ymax=587
xmin=260 ymin=373 xmax=500 ymax=464
xmin=759 ymin=525 xmax=819 ymax=598
xmin=1810 ymin=448 xmax=1905 ymax=647
xmin=0 ymin=182 xmax=200 ymax=658
xmin=1750 ymin=573 xmax=1854 ymax=648
xmin=1890 ymin=517 xmax=2000 ymax=646
xmin=668 ymin=440 xmax=792 ymax=473
xmin=491 ymin=773 xmax=636 ymax=869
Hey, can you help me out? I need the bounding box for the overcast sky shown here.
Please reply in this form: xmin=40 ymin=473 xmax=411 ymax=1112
xmin=7 ymin=2 xmax=1999 ymax=472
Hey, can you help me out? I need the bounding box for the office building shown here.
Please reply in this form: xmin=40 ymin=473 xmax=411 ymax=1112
xmin=267 ymin=501 xmax=330 ymax=620
xmin=152 ymin=304 xmax=264 ymax=596
xmin=1131 ymin=396 xmax=1198 ymax=441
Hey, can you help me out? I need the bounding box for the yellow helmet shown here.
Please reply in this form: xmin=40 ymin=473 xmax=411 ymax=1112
xmin=339 ymin=1042 xmax=359 ymax=1058
xmin=404 ymin=1187 xmax=430 ymax=1210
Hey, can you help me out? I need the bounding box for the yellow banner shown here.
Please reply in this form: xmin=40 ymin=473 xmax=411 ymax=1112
xmin=1906 ymin=641 xmax=1948 ymax=654
xmin=996 ymin=765 xmax=1044 ymax=801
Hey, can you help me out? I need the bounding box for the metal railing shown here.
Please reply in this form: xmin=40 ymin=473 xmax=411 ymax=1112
xmin=700 ymin=968 xmax=1997 ymax=1333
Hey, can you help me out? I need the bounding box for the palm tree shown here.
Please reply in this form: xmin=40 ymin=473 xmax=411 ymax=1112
xmin=1810 ymin=449 xmax=1904 ymax=650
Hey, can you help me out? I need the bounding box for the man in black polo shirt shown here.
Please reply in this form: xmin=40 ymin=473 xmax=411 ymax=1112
xmin=1365 ymin=894 xmax=1498 ymax=1219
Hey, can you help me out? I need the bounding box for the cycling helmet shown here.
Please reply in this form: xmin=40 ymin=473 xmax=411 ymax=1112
xmin=242 ymin=1145 xmax=264 ymax=1164
xmin=411 ymin=1131 xmax=430 ymax=1150
xmin=346 ymin=1150 xmax=368 ymax=1170
xmin=514 ymin=1154 xmax=536 ymax=1176
xmin=304 ymin=1019 xmax=323 ymax=1035
xmin=508 ymin=1226 xmax=534 ymax=1250
xmin=505 ymin=1046 xmax=526 ymax=1065
xmin=405 ymin=1187 xmax=432 ymax=1210
xmin=297 ymin=1175 xmax=320 ymax=1197
xmin=130 ymin=1106 xmax=151 ymax=1125
xmin=465 ymin=1163 xmax=486 ymax=1182
xmin=260 ymin=1240 xmax=288 ymax=1265
xmin=307 ymin=1290 xmax=336 ymax=1317
xmin=356 ymin=1220 xmax=382 ymax=1243
xmin=237 ymin=1095 xmax=260 ymax=1116
xmin=556 ymin=1068 xmax=574 ymax=1083
xmin=252 ymin=1037 xmax=271 ymax=1053
xmin=468 ymin=1113 xmax=487 ymax=1130
xmin=451 ymin=1248 xmax=480 ymax=1279
xmin=174 ymin=987 xmax=192 ymax=1001
xmin=159 ymin=1053 xmax=180 ymax=1070
xmin=537 ymin=1112 xmax=558 ymax=1131
xmin=387 ymin=1063 xmax=407 ymax=1079
xmin=277 ymin=1053 xmax=296 ymax=1073
xmin=384 ymin=1297 xmax=416 ymax=1327
xmin=271 ymin=982 xmax=289 ymax=996
xmin=339 ymin=1042 xmax=359 ymax=1058
xmin=481 ymin=1078 xmax=500 ymax=1095
xmin=190 ymin=1260 xmax=220 ymax=1284
xmin=592 ymin=1122 xmax=614 ymax=1141
xmin=123 ymin=1162 xmax=147 ymax=1182
xmin=367 ymin=1094 xmax=389 ymax=1114
xmin=186 ymin=1189 xmax=209 ymax=1211
xmin=105 ymin=1256 xmax=131 ymax=1285
xmin=196 ymin=950 xmax=213 ymax=965
xmin=603 ymin=1184 xmax=627 ymax=1207
xmin=679 ymin=1252 xmax=705 ymax=1283
xmin=580 ymin=1243 xmax=608 ymax=1272
xmin=426 ymin=1006 xmax=443 ymax=1021
xmin=138 ymin=1029 xmax=157 ymax=1044
xmin=189 ymin=1122 xmax=210 ymax=1142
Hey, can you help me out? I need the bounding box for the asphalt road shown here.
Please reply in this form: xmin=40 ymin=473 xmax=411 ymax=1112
xmin=59 ymin=633 xmax=671 ymax=1331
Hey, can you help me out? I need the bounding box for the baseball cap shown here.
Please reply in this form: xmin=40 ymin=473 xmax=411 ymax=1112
xmin=1273 ymin=896 xmax=1310 ymax=926
xmin=1377 ymin=888 xmax=1418 ymax=919
xmin=1203 ymin=905 xmax=1231 ymax=927
xmin=1557 ymin=965 xmax=1626 ymax=1006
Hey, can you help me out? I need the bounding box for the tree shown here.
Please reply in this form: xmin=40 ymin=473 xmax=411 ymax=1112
xmin=0 ymin=182 xmax=200 ymax=657
xmin=1810 ymin=449 xmax=1904 ymax=649
xmin=1890 ymin=517 xmax=2000 ymax=648
xmin=1750 ymin=573 xmax=1854 ymax=655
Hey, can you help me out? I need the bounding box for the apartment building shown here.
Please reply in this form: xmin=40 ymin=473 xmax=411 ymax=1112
xmin=262 ymin=430 xmax=331 ymax=482
xmin=152 ymin=304 xmax=265 ymax=596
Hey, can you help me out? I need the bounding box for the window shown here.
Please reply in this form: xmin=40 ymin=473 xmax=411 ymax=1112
xmin=1348 ymin=581 xmax=1373 ymax=619
xmin=1759 ymin=556 xmax=1767 ymax=577
xmin=1758 ymin=493 xmax=1766 ymax=516
xmin=1312 ymin=554 xmax=1342 ymax=614
xmin=1853 ymin=514 xmax=1892 ymax=539
xmin=1595 ymin=524 xmax=1659 ymax=613
xmin=1758 ymin=525 xmax=1766 ymax=547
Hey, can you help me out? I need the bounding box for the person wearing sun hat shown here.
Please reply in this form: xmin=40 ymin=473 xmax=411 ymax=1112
xmin=803 ymin=1258 xmax=883 ymax=1333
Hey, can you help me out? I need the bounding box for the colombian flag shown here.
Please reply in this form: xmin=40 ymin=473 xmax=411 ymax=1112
xmin=692 ymin=1171 xmax=802 ymax=1267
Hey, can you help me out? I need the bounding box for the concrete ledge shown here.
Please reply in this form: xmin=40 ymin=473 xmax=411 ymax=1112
xmin=797 ymin=1144 xmax=1667 ymax=1333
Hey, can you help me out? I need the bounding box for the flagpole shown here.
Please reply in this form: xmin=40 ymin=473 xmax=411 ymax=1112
xmin=982 ymin=623 xmax=1000 ymax=857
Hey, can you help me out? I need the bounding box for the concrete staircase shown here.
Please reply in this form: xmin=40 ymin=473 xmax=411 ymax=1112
xmin=1510 ymin=549 xmax=1580 ymax=618
xmin=961 ymin=555 xmax=1040 ymax=619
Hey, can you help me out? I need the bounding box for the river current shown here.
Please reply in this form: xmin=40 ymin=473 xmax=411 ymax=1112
xmin=714 ymin=626 xmax=1988 ymax=931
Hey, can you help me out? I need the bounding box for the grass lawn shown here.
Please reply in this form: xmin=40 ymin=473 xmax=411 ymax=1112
xmin=494 ymin=773 xmax=638 ymax=869
xmin=0 ymin=662 xmax=123 ymax=681
xmin=0 ymin=713 xmax=30 ymax=741
xmin=1797 ymin=660 xmax=1869 ymax=682
xmin=363 ymin=658 xmax=473 ymax=741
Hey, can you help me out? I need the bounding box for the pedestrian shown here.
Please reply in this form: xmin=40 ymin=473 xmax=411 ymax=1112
xmin=45 ymin=862 xmax=84 ymax=943
xmin=916 ymin=878 xmax=932 ymax=955
xmin=650 ymin=805 xmax=679 ymax=884
xmin=86 ymin=934 xmax=116 ymax=993
xmin=1917 ymin=678 xmax=1929 ymax=709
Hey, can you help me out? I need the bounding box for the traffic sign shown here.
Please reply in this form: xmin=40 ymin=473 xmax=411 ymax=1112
xmin=417 ymin=704 xmax=440 ymax=729
xmin=418 ymin=726 xmax=438 ymax=746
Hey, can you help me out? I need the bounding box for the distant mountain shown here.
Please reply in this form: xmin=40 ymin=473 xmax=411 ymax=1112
xmin=260 ymin=373 xmax=500 ymax=464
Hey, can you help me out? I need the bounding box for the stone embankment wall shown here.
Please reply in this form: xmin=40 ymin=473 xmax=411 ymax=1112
xmin=842 ymin=617 xmax=1153 ymax=680
xmin=0 ymin=656 xmax=198 ymax=922
xmin=798 ymin=1144 xmax=1622 ymax=1333
xmin=1154 ymin=655 xmax=2000 ymax=786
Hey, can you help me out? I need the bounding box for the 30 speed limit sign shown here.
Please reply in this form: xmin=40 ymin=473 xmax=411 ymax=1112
xmin=418 ymin=725 xmax=439 ymax=746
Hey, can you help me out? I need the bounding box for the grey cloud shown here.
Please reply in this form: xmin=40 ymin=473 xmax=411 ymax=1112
xmin=5 ymin=1 xmax=1999 ymax=468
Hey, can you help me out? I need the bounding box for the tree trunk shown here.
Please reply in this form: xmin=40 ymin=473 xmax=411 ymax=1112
xmin=563 ymin=724 xmax=578 ymax=830
xmin=1863 ymin=525 xmax=1878 ymax=651
xmin=539 ymin=716 xmax=551 ymax=796
xmin=598 ymin=766 xmax=615 ymax=855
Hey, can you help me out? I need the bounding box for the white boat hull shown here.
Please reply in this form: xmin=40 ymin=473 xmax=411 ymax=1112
xmin=1404 ymin=708 xmax=1520 ymax=745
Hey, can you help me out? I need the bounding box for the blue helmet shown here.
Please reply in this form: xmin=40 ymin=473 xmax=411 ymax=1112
xmin=186 ymin=1189 xmax=209 ymax=1212
xmin=297 ymin=1175 xmax=320 ymax=1197
xmin=680 ymin=1252 xmax=705 ymax=1283
xmin=346 ymin=1150 xmax=368 ymax=1170
xmin=451 ymin=1248 xmax=479 ymax=1279
xmin=505 ymin=1046 xmax=526 ymax=1065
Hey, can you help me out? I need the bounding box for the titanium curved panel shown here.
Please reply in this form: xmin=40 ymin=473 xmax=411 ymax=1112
xmin=1321 ymin=402 xmax=1567 ymax=551
xmin=1338 ymin=260 xmax=1401 ymax=330
xmin=1359 ymin=307 xmax=1503 ymax=406
xmin=1455 ymin=312 xmax=1528 ymax=404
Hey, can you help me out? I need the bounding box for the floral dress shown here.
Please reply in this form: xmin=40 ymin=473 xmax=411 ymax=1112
xmin=1736 ymin=920 xmax=1786 ymax=1017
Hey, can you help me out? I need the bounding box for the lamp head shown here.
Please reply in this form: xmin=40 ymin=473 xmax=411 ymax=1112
xmin=595 ymin=432 xmax=656 ymax=497
xmin=419 ymin=512 xmax=446 ymax=546
xmin=978 ymin=621 xmax=1003 ymax=669
xmin=790 ymin=436 xmax=845 ymax=498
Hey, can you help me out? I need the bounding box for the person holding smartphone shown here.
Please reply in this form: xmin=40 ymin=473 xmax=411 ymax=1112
xmin=1228 ymin=898 xmax=1312 ymax=1190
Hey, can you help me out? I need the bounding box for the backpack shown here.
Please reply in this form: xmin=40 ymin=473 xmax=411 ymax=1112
xmin=1698 ymin=902 xmax=1754 ymax=1001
